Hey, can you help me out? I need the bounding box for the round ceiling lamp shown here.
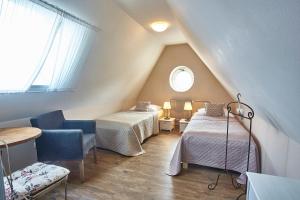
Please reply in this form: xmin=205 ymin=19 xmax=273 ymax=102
xmin=150 ymin=21 xmax=169 ymax=32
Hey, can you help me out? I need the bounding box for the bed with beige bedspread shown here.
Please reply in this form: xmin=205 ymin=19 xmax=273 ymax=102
xmin=96 ymin=110 xmax=161 ymax=156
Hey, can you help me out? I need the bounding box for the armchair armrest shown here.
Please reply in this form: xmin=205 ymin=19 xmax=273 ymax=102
xmin=36 ymin=129 xmax=84 ymax=161
xmin=63 ymin=120 xmax=96 ymax=134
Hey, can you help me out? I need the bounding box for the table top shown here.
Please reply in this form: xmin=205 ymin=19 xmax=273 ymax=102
xmin=247 ymin=172 xmax=300 ymax=200
xmin=179 ymin=119 xmax=189 ymax=123
xmin=159 ymin=117 xmax=175 ymax=122
xmin=0 ymin=127 xmax=41 ymax=148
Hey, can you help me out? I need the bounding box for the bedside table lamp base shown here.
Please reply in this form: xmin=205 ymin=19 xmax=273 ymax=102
xmin=164 ymin=109 xmax=170 ymax=119
xmin=163 ymin=101 xmax=171 ymax=120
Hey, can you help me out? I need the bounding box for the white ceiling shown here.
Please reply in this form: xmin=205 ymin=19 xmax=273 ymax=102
xmin=115 ymin=0 xmax=186 ymax=45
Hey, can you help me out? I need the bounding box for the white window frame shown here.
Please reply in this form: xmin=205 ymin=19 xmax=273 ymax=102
xmin=169 ymin=66 xmax=194 ymax=92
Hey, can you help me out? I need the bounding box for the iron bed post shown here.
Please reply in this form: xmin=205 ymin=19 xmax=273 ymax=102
xmin=236 ymin=117 xmax=253 ymax=200
xmin=208 ymin=94 xmax=254 ymax=199
xmin=208 ymin=108 xmax=231 ymax=190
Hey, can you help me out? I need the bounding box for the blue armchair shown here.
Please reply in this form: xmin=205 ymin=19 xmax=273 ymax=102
xmin=30 ymin=110 xmax=97 ymax=182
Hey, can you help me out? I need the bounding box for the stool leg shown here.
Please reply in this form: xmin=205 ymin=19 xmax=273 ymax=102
xmin=93 ymin=146 xmax=97 ymax=164
xmin=182 ymin=162 xmax=189 ymax=169
xmin=64 ymin=176 xmax=68 ymax=200
xmin=79 ymin=160 xmax=85 ymax=182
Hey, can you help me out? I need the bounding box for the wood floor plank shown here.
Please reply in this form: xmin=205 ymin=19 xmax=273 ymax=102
xmin=44 ymin=132 xmax=245 ymax=200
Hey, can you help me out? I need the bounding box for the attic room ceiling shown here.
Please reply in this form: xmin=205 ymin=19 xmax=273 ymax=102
xmin=167 ymin=0 xmax=300 ymax=142
xmin=115 ymin=0 xmax=186 ymax=45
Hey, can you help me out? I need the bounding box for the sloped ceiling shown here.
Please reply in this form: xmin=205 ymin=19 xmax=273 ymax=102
xmin=0 ymin=0 xmax=163 ymax=123
xmin=167 ymin=0 xmax=300 ymax=142
xmin=1 ymin=0 xmax=299 ymax=145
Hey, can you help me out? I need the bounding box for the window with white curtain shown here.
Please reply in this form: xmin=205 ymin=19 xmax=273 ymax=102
xmin=0 ymin=0 xmax=92 ymax=93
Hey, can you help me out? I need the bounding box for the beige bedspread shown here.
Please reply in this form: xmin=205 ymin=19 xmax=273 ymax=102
xmin=96 ymin=111 xmax=161 ymax=156
xmin=167 ymin=112 xmax=259 ymax=179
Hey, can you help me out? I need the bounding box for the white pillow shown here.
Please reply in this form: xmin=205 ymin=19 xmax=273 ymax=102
xmin=148 ymin=104 xmax=161 ymax=112
xmin=197 ymin=108 xmax=207 ymax=115
xmin=129 ymin=106 xmax=136 ymax=111
xmin=135 ymin=101 xmax=151 ymax=111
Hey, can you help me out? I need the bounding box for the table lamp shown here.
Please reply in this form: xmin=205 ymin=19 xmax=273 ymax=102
xmin=163 ymin=101 xmax=171 ymax=119
xmin=184 ymin=101 xmax=193 ymax=121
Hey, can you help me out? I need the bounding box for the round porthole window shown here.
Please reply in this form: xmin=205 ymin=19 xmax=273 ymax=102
xmin=169 ymin=66 xmax=194 ymax=92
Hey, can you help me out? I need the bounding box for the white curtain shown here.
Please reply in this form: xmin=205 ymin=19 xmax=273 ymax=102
xmin=0 ymin=0 xmax=93 ymax=93
xmin=33 ymin=15 xmax=93 ymax=91
xmin=48 ymin=17 xmax=89 ymax=90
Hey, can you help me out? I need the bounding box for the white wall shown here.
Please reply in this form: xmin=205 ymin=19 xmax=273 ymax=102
xmin=0 ymin=0 xmax=163 ymax=170
xmin=168 ymin=0 xmax=300 ymax=179
xmin=252 ymin=114 xmax=300 ymax=179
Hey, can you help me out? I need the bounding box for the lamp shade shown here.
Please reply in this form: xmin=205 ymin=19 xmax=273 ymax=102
xmin=163 ymin=101 xmax=171 ymax=109
xmin=184 ymin=101 xmax=193 ymax=111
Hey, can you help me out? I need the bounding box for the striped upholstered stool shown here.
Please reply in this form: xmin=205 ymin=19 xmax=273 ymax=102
xmin=4 ymin=162 xmax=69 ymax=200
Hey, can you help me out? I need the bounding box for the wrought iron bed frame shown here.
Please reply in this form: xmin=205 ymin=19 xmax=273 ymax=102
xmin=207 ymin=93 xmax=254 ymax=200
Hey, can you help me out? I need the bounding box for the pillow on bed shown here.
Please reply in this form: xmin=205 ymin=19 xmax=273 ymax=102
xmin=135 ymin=101 xmax=151 ymax=111
xmin=205 ymin=103 xmax=225 ymax=117
xmin=148 ymin=104 xmax=161 ymax=112
xmin=197 ymin=108 xmax=207 ymax=115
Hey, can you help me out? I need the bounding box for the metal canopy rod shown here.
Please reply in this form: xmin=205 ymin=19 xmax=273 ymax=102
xmin=29 ymin=0 xmax=101 ymax=32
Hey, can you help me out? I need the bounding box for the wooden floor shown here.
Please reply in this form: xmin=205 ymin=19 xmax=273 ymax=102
xmin=44 ymin=132 xmax=245 ymax=200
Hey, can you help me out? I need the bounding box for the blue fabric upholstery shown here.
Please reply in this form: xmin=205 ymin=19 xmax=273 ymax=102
xmin=30 ymin=110 xmax=96 ymax=162
xmin=83 ymin=134 xmax=96 ymax=156
xmin=63 ymin=120 xmax=96 ymax=134
xmin=30 ymin=110 xmax=65 ymax=129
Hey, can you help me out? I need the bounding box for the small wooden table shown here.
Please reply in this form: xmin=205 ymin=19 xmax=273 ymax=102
xmin=0 ymin=127 xmax=41 ymax=148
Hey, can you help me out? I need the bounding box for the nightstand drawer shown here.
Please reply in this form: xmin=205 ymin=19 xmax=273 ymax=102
xmin=160 ymin=122 xmax=174 ymax=129
xmin=160 ymin=121 xmax=175 ymax=126
xmin=159 ymin=118 xmax=175 ymax=132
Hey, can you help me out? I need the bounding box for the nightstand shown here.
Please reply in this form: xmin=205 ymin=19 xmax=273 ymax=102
xmin=179 ymin=119 xmax=189 ymax=133
xmin=159 ymin=118 xmax=175 ymax=132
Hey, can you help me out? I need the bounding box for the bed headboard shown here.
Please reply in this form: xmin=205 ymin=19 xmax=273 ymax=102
xmin=192 ymin=100 xmax=211 ymax=113
xmin=169 ymin=99 xmax=211 ymax=120
xmin=170 ymin=99 xmax=191 ymax=120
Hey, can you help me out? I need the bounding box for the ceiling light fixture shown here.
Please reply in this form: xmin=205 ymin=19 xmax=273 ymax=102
xmin=150 ymin=21 xmax=169 ymax=32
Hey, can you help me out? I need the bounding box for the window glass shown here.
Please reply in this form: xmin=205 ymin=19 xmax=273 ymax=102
xmin=0 ymin=0 xmax=90 ymax=93
xmin=169 ymin=66 xmax=194 ymax=92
